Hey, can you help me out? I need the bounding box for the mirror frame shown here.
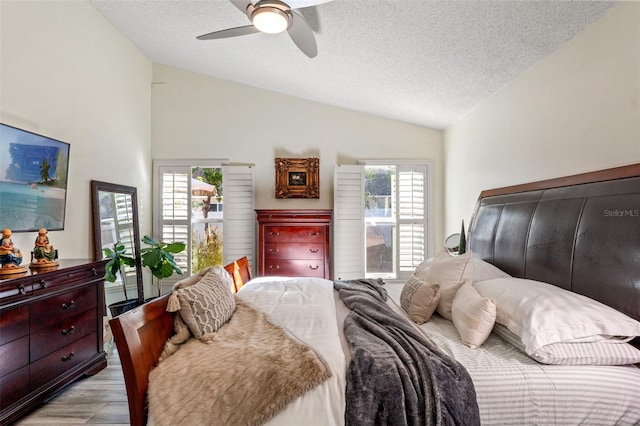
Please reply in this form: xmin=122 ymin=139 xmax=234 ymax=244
xmin=91 ymin=180 xmax=144 ymax=304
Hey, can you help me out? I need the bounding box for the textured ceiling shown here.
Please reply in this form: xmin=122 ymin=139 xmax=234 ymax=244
xmin=89 ymin=0 xmax=616 ymax=130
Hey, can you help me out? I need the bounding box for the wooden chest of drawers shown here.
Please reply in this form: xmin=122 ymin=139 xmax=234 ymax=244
xmin=257 ymin=209 xmax=332 ymax=279
xmin=0 ymin=259 xmax=107 ymax=425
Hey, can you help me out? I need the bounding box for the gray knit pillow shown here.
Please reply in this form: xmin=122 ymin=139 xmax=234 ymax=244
xmin=168 ymin=267 xmax=236 ymax=341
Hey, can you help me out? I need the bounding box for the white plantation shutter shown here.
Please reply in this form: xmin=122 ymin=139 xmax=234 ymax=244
xmin=222 ymin=165 xmax=255 ymax=275
xmin=155 ymin=165 xmax=190 ymax=287
xmin=333 ymin=165 xmax=365 ymax=279
xmin=397 ymin=166 xmax=426 ymax=274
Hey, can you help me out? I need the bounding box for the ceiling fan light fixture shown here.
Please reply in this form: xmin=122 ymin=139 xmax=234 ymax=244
xmin=252 ymin=7 xmax=289 ymax=34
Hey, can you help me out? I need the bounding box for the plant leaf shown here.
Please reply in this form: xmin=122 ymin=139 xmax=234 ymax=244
xmin=165 ymin=242 xmax=186 ymax=253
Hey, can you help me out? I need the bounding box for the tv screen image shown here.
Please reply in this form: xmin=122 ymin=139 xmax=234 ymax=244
xmin=0 ymin=123 xmax=70 ymax=232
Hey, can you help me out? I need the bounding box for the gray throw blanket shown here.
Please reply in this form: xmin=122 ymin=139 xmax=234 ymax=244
xmin=334 ymin=278 xmax=480 ymax=426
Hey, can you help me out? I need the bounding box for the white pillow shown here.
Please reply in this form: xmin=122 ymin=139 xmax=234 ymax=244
xmin=423 ymin=250 xmax=474 ymax=320
xmin=451 ymin=284 xmax=496 ymax=348
xmin=475 ymin=278 xmax=640 ymax=355
xmin=492 ymin=323 xmax=640 ymax=365
xmin=472 ymin=257 xmax=510 ymax=283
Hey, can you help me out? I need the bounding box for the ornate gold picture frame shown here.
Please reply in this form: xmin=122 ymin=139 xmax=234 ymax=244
xmin=275 ymin=158 xmax=319 ymax=198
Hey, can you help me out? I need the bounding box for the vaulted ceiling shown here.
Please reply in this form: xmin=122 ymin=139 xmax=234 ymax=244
xmin=90 ymin=0 xmax=616 ymax=129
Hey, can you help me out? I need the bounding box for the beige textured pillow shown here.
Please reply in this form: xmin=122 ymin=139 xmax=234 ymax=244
xmin=173 ymin=266 xmax=233 ymax=290
xmin=451 ymin=283 xmax=496 ymax=348
xmin=168 ymin=267 xmax=236 ymax=341
xmin=424 ymin=250 xmax=474 ymax=320
xmin=400 ymin=274 xmax=441 ymax=324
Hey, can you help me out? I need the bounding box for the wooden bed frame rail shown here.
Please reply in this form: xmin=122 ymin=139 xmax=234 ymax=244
xmin=109 ymin=256 xmax=252 ymax=425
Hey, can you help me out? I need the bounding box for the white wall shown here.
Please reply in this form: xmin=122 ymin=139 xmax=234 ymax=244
xmin=1 ymin=1 xmax=152 ymax=302
xmin=152 ymin=64 xmax=446 ymax=246
xmin=444 ymin=2 xmax=640 ymax=235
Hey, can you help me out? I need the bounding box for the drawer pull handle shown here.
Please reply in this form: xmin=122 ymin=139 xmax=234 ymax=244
xmin=270 ymin=232 xmax=280 ymax=236
xmin=91 ymin=268 xmax=97 ymax=276
xmin=18 ymin=284 xmax=27 ymax=295
xmin=62 ymin=326 xmax=75 ymax=336
xmin=61 ymin=352 xmax=75 ymax=362
xmin=309 ymin=232 xmax=319 ymax=237
xmin=309 ymin=265 xmax=319 ymax=270
xmin=269 ymin=265 xmax=280 ymax=270
xmin=269 ymin=248 xmax=280 ymax=253
xmin=40 ymin=280 xmax=47 ymax=289
xmin=61 ymin=300 xmax=75 ymax=310
xmin=309 ymin=248 xmax=319 ymax=253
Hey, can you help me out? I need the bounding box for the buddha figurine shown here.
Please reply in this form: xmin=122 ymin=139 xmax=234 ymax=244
xmin=0 ymin=228 xmax=23 ymax=268
xmin=33 ymin=227 xmax=56 ymax=263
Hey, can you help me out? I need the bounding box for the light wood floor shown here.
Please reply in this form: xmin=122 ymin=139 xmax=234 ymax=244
xmin=15 ymin=348 xmax=130 ymax=425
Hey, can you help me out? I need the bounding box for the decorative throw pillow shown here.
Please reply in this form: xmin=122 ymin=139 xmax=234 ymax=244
xmin=173 ymin=266 xmax=233 ymax=290
xmin=400 ymin=274 xmax=441 ymax=324
xmin=451 ymin=283 xmax=496 ymax=348
xmin=167 ymin=267 xmax=236 ymax=341
xmin=412 ymin=257 xmax=434 ymax=280
xmin=423 ymin=250 xmax=474 ymax=320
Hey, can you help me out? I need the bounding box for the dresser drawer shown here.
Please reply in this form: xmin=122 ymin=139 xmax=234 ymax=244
xmin=0 ymin=280 xmax=32 ymax=305
xmin=31 ymin=264 xmax=102 ymax=294
xmin=264 ymin=260 xmax=325 ymax=277
xmin=30 ymin=332 xmax=98 ymax=391
xmin=0 ymin=335 xmax=29 ymax=377
xmin=31 ymin=309 xmax=98 ymax=362
xmin=0 ymin=305 xmax=29 ymax=345
xmin=264 ymin=226 xmax=325 ymax=243
xmin=30 ymin=285 xmax=97 ymax=333
xmin=0 ymin=365 xmax=29 ymax=409
xmin=264 ymin=243 xmax=325 ymax=260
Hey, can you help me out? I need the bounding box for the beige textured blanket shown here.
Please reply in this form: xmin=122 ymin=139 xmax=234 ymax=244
xmin=148 ymin=298 xmax=331 ymax=426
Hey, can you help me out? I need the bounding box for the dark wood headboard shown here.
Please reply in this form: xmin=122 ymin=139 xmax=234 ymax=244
xmin=468 ymin=163 xmax=640 ymax=323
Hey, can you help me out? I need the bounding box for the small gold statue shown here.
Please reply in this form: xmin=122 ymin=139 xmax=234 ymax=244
xmin=0 ymin=228 xmax=26 ymax=274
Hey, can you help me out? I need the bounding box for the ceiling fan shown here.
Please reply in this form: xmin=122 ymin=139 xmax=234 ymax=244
xmin=196 ymin=0 xmax=331 ymax=58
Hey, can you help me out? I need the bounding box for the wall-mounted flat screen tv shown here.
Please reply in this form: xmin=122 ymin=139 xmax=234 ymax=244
xmin=0 ymin=123 xmax=71 ymax=232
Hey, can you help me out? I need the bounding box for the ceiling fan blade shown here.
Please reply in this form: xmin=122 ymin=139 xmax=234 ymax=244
xmin=228 ymin=0 xmax=250 ymax=16
xmin=197 ymin=25 xmax=260 ymax=40
xmin=287 ymin=10 xmax=317 ymax=58
xmin=288 ymin=0 xmax=333 ymax=9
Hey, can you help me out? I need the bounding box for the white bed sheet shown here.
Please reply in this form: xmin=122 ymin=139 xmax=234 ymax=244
xmin=385 ymin=283 xmax=640 ymax=426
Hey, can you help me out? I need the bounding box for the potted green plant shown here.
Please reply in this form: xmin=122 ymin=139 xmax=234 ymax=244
xmin=103 ymin=235 xmax=186 ymax=316
xmin=103 ymin=241 xmax=139 ymax=317
xmin=140 ymin=235 xmax=186 ymax=297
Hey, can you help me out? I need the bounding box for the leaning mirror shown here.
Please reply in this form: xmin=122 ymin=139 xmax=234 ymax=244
xmin=91 ymin=180 xmax=144 ymax=306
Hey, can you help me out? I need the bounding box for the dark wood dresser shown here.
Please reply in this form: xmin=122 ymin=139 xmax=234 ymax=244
xmin=0 ymin=259 xmax=108 ymax=425
xmin=256 ymin=209 xmax=332 ymax=279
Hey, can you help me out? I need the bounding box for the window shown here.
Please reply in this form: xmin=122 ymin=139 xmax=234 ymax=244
xmin=153 ymin=160 xmax=255 ymax=291
xmin=334 ymin=160 xmax=433 ymax=281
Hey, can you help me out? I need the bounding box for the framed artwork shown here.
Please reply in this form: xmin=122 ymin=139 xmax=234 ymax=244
xmin=0 ymin=123 xmax=71 ymax=232
xmin=275 ymin=158 xmax=319 ymax=199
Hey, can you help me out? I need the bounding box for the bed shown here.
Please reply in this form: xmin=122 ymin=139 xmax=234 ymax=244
xmin=110 ymin=163 xmax=640 ymax=426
